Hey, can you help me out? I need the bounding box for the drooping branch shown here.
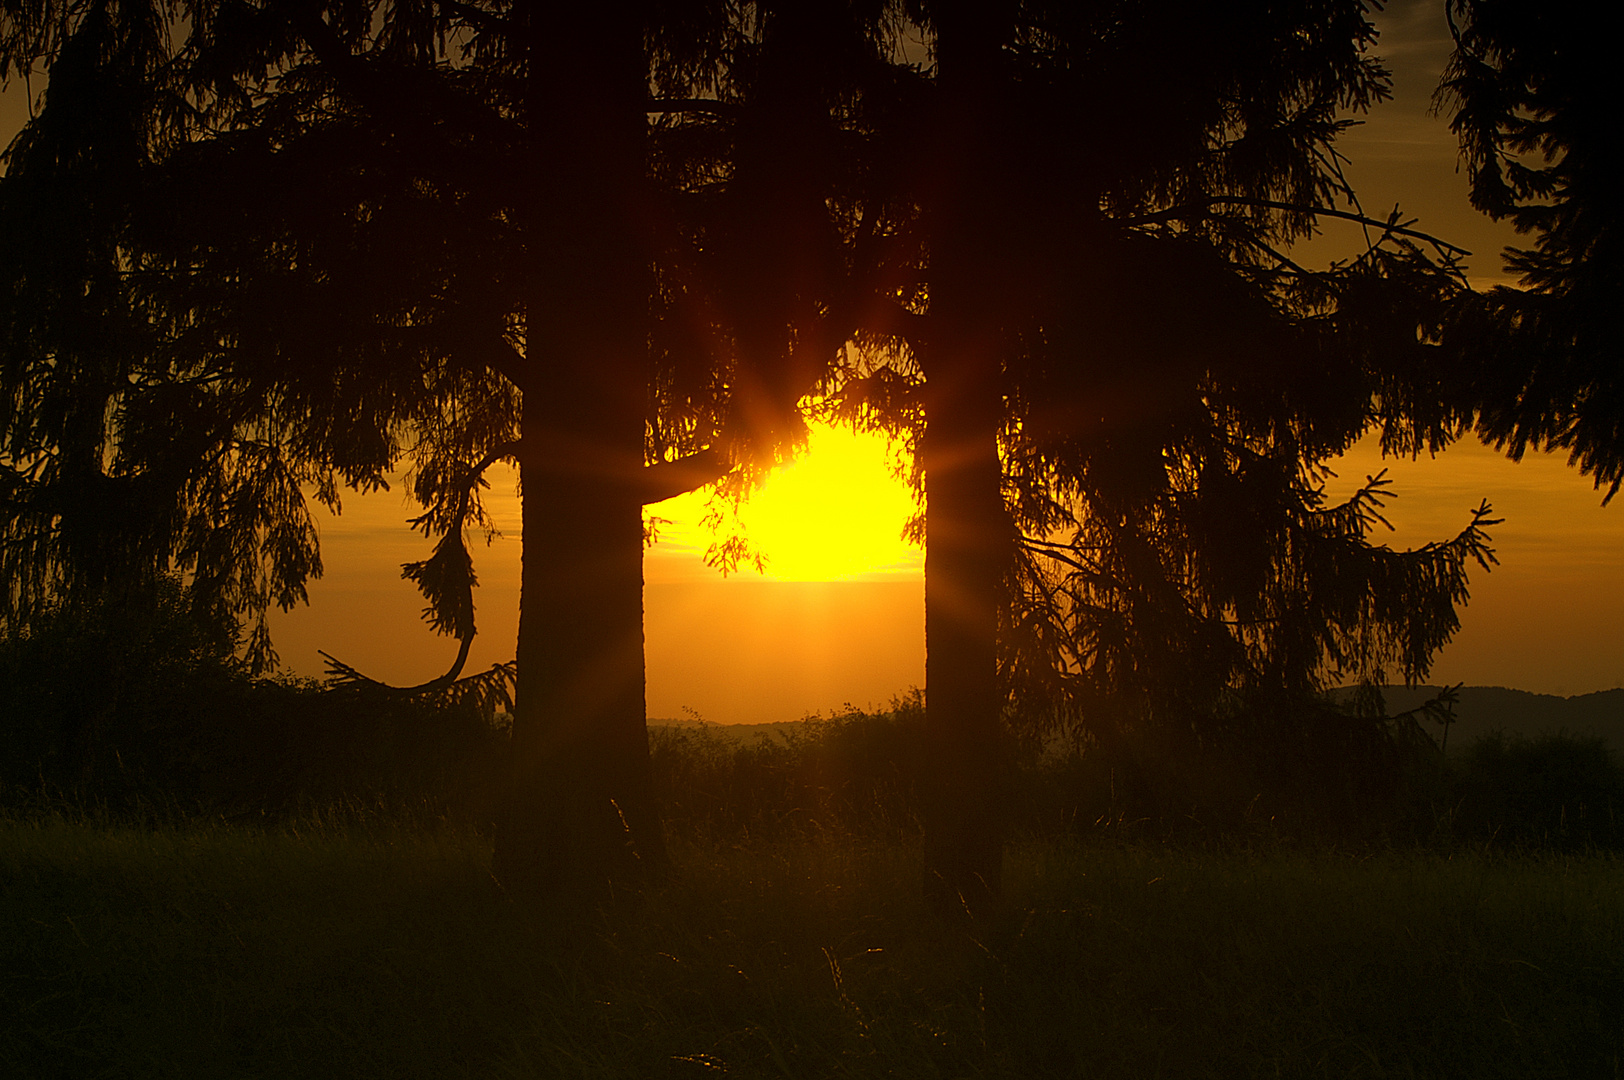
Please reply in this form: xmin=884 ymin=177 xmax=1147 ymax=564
xmin=1384 ymin=681 xmax=1463 ymax=752
xmin=436 ymin=0 xmax=518 ymax=39
xmin=1123 ymin=196 xmax=1473 ymax=259
xmin=286 ymin=1 xmax=512 ymax=152
xmin=286 ymin=4 xmax=403 ymax=115
xmin=319 ymin=438 xmax=520 ymax=694
xmin=319 ymin=635 xmax=473 ymax=693
xmin=319 ymin=435 xmax=731 ymax=696
xmin=321 ymin=648 xmax=517 ymax=718
xmin=1019 ymin=534 xmax=1098 ymax=576
xmin=469 ymin=438 xmax=522 ymax=482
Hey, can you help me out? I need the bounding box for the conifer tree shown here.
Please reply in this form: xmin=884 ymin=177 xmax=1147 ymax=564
xmin=834 ymin=0 xmax=1494 ymax=905
xmin=1440 ymin=0 xmax=1621 ymax=499
xmin=0 ymin=0 xmax=880 ymax=902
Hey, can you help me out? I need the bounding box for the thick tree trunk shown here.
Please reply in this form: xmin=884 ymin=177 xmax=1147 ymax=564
xmin=494 ymin=432 xmax=665 ymax=902
xmin=490 ymin=9 xmax=666 ymax=903
xmin=919 ymin=2 xmax=1013 ymax=911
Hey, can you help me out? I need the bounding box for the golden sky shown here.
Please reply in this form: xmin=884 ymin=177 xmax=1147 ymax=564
xmin=268 ymin=417 xmax=1622 ymax=723
xmin=269 ymin=428 xmax=931 ymax=725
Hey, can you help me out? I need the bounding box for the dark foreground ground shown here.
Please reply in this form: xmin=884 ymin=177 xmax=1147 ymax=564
xmin=3 ymin=818 xmax=1619 ymax=1080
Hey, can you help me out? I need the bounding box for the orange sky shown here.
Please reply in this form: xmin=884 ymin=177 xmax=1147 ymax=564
xmin=6 ymin=2 xmax=1620 ymax=716
xmin=268 ymin=430 xmax=931 ymax=725
xmin=267 ymin=418 xmax=1623 ymax=724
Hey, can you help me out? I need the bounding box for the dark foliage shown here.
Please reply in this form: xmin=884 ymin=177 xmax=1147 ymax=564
xmin=1022 ymin=696 xmax=1447 ymax=844
xmin=1444 ymin=730 xmax=1624 ymax=851
xmin=0 ymin=583 xmax=509 ymax=823
xmin=0 ymin=0 xmax=892 ymax=893
xmin=8 ymin=636 xmax=1619 ymax=852
xmin=1442 ymin=0 xmax=1624 ymax=499
xmin=0 ymin=576 xmax=243 ymax=805
xmin=813 ymin=5 xmax=1500 ymax=897
xmin=650 ymin=695 xmax=936 ymax=842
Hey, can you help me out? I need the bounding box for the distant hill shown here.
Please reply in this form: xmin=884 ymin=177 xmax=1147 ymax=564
xmin=656 ymin=686 xmax=1624 ymax=756
xmin=1370 ymin=686 xmax=1624 ymax=755
xmin=648 ymin=717 xmax=806 ymax=745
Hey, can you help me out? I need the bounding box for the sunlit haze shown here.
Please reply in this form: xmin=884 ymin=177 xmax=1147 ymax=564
xmin=270 ymin=423 xmax=931 ymax=724
xmin=646 ymin=425 xmax=920 ymax=583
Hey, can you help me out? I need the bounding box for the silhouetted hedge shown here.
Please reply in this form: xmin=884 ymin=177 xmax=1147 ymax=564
xmin=6 ymin=591 xmax=1619 ymax=851
xmin=1442 ymin=731 xmax=1624 ymax=851
xmin=1 ymin=581 xmax=242 ymax=808
xmin=649 ymin=696 xmax=935 ymax=842
xmin=0 ymin=583 xmax=509 ymax=823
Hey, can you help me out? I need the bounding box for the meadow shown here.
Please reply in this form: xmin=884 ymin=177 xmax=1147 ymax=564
xmin=4 ymin=703 xmax=1622 ymax=1080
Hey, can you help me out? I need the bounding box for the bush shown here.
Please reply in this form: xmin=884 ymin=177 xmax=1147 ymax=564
xmin=649 ymin=694 xmax=929 ymax=842
xmin=0 ymin=581 xmax=509 ymax=823
xmin=1444 ymin=731 xmax=1624 ymax=851
xmin=189 ymin=679 xmax=510 ymax=826
xmin=11 ymin=600 xmax=1620 ymax=857
xmin=1005 ymin=694 xmax=1447 ymax=845
xmin=0 ymin=579 xmax=244 ymax=806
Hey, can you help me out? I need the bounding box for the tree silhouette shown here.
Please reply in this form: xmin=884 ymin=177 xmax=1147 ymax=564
xmin=0 ymin=0 xmax=878 ymax=903
xmin=830 ymin=0 xmax=1494 ymax=905
xmin=2 ymin=1 xmax=1514 ymax=912
xmin=1440 ymin=0 xmax=1622 ymax=499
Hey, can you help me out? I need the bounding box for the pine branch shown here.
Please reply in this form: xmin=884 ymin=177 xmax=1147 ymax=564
xmin=435 ymin=0 xmax=517 ymax=39
xmin=320 ymin=648 xmax=516 ymax=718
xmin=1123 ymin=196 xmax=1473 ymax=259
xmin=318 ymin=629 xmax=474 ymax=693
xmin=286 ymin=0 xmax=512 ymax=149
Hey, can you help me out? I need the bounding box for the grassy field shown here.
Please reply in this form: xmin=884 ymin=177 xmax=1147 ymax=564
xmin=3 ymin=814 xmax=1620 ymax=1079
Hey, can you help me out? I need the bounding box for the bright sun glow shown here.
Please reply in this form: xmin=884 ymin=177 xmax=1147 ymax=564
xmin=649 ymin=423 xmax=921 ymax=581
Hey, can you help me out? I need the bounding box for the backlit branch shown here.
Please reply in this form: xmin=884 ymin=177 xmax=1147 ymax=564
xmin=639 ymin=446 xmax=729 ymax=504
xmin=320 ymin=434 xmax=732 ymax=697
xmin=1123 ymin=196 xmax=1473 ymax=259
xmin=320 ymin=438 xmax=519 ymax=693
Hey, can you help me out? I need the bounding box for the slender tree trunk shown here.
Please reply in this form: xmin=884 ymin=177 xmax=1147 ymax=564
xmin=919 ymin=1 xmax=1013 ymax=911
xmin=491 ymin=8 xmax=666 ymax=903
xmin=920 ymin=345 xmax=1006 ymax=911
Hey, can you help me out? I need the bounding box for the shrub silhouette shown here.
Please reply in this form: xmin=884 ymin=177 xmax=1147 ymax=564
xmin=649 ymin=695 xmax=929 ymax=842
xmin=1446 ymin=731 xmax=1623 ymax=851
xmin=9 ymin=608 xmax=1619 ymax=857
xmin=0 ymin=579 xmax=243 ymax=806
xmin=0 ymin=581 xmax=508 ymax=822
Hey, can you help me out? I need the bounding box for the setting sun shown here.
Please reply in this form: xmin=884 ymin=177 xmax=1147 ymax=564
xmin=648 ymin=424 xmax=921 ymax=582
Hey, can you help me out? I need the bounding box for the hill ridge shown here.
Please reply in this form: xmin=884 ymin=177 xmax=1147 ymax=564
xmin=658 ymin=685 xmax=1624 ymax=754
xmin=1377 ymin=684 xmax=1624 ymax=753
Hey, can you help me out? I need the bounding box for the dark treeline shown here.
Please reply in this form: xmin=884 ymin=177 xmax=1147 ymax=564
xmin=0 ymin=579 xmax=508 ymax=824
xmin=654 ymin=704 xmax=1624 ymax=854
xmin=4 ymin=587 xmax=1618 ymax=854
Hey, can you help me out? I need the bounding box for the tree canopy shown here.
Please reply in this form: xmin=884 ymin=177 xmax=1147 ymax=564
xmin=1441 ymin=0 xmax=1621 ymax=500
xmin=0 ymin=0 xmax=1553 ymax=908
xmin=796 ymin=0 xmax=1503 ymax=902
xmin=0 ymin=0 xmax=891 ymax=899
